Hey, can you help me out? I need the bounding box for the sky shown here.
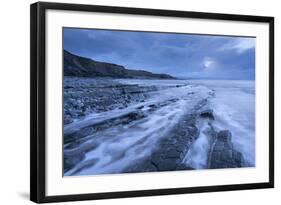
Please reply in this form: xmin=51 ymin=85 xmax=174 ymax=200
xmin=64 ymin=28 xmax=255 ymax=80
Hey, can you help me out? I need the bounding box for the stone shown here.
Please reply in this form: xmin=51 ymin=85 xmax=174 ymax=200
xmin=208 ymin=130 xmax=244 ymax=169
xmin=123 ymin=106 xmax=202 ymax=173
xmin=200 ymin=109 xmax=215 ymax=120
xmin=64 ymin=114 xmax=73 ymax=124
xmin=64 ymin=152 xmax=85 ymax=172
xmin=217 ymin=130 xmax=232 ymax=148
xmin=154 ymin=158 xmax=178 ymax=171
xmin=165 ymin=149 xmax=180 ymax=158
xmin=176 ymin=163 xmax=194 ymax=170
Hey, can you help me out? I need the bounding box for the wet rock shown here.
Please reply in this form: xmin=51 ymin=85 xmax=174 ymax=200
xmin=124 ymin=111 xmax=200 ymax=173
xmin=64 ymin=110 xmax=147 ymax=145
xmin=63 ymin=77 xmax=158 ymax=124
xmin=200 ymin=109 xmax=215 ymax=120
xmin=64 ymin=77 xmax=247 ymax=174
xmin=208 ymin=130 xmax=244 ymax=169
xmin=176 ymin=163 xmax=194 ymax=170
xmin=124 ymin=159 xmax=158 ymax=173
xmin=136 ymin=105 xmax=144 ymax=110
xmin=64 ymin=115 xmax=73 ymax=124
xmin=166 ymin=149 xmax=180 ymax=158
xmin=126 ymin=111 xmax=145 ymax=121
xmin=67 ymin=158 xmax=99 ymax=175
xmin=64 ymin=152 xmax=85 ymax=172
xmin=155 ymin=158 xmax=178 ymax=171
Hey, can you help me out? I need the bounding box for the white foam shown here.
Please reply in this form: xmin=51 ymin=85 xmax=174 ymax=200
xmin=65 ymin=82 xmax=211 ymax=176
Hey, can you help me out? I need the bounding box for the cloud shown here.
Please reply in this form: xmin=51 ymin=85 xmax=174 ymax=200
xmin=64 ymin=28 xmax=255 ymax=80
xmin=202 ymin=57 xmax=216 ymax=70
xmin=218 ymin=38 xmax=255 ymax=54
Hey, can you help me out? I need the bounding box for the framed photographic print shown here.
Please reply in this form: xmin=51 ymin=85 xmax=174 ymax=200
xmin=30 ymin=1 xmax=274 ymax=203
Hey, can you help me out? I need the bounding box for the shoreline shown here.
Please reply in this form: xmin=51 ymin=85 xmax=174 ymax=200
xmin=63 ymin=77 xmax=254 ymax=176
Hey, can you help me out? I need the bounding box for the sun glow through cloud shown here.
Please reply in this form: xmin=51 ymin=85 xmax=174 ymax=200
xmin=202 ymin=57 xmax=216 ymax=70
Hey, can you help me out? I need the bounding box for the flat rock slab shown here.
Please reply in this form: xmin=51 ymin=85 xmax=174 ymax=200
xmin=208 ymin=130 xmax=244 ymax=169
xmin=124 ymin=112 xmax=203 ymax=173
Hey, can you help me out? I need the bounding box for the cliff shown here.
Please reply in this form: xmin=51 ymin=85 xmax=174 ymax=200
xmin=64 ymin=50 xmax=176 ymax=79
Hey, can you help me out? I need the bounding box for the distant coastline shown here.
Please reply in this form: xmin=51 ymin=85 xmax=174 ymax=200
xmin=64 ymin=50 xmax=177 ymax=79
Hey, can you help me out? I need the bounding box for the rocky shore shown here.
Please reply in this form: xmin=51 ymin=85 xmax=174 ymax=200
xmin=64 ymin=77 xmax=158 ymax=124
xmin=124 ymin=109 xmax=244 ymax=173
xmin=64 ymin=77 xmax=245 ymax=175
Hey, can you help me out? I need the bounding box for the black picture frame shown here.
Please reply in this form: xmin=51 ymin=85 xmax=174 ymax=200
xmin=30 ymin=1 xmax=274 ymax=203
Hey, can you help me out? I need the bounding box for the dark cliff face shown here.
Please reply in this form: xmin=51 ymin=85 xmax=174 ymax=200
xmin=64 ymin=50 xmax=176 ymax=79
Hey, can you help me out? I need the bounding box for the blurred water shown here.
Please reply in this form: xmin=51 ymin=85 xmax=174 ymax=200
xmin=65 ymin=83 xmax=211 ymax=175
xmin=65 ymin=79 xmax=255 ymax=175
xmin=185 ymin=80 xmax=255 ymax=167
